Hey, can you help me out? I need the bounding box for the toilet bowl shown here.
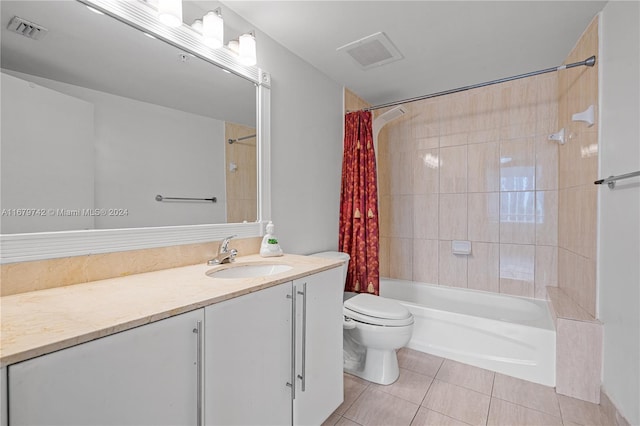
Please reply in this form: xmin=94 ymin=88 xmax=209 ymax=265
xmin=343 ymin=293 xmax=413 ymax=385
xmin=309 ymin=251 xmax=414 ymax=386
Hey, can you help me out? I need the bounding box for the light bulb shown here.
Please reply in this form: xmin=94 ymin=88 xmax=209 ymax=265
xmin=202 ymin=9 xmax=223 ymax=49
xmin=228 ymin=39 xmax=239 ymax=54
xmin=158 ymin=0 xmax=182 ymax=28
xmin=239 ymin=32 xmax=256 ymax=66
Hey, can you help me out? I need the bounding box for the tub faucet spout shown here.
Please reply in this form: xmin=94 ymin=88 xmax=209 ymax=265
xmin=208 ymin=235 xmax=238 ymax=265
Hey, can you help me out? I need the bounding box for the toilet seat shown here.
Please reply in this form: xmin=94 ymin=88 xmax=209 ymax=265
xmin=344 ymin=294 xmax=413 ymax=327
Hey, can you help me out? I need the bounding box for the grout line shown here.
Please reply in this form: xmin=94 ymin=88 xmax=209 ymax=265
xmin=485 ymin=375 xmax=497 ymax=425
xmin=425 ymin=405 xmax=477 ymax=426
xmin=556 ymin=395 xmax=568 ymax=425
xmin=492 ymin=396 xmax=564 ymax=420
xmin=374 ymin=367 xmax=435 ymax=405
xmin=408 ymin=404 xmax=420 ymax=426
xmin=431 ymin=359 xmax=497 ymax=396
xmin=341 ymin=374 xmax=370 ymax=418
xmin=485 ymin=397 xmax=493 ymax=426
xmin=433 ymin=357 xmax=445 ymax=378
xmin=340 ymin=416 xmax=364 ymax=426
xmin=422 ymin=375 xmax=437 ymax=404
xmin=490 ymin=373 xmax=496 ymax=397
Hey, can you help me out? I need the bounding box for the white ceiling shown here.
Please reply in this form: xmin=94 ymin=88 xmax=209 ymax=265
xmin=222 ymin=1 xmax=607 ymax=107
xmin=1 ymin=1 xmax=607 ymax=116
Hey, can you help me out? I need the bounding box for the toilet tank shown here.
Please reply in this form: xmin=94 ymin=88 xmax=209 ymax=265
xmin=309 ymin=251 xmax=350 ymax=286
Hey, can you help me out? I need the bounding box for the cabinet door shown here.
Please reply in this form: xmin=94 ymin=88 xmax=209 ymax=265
xmin=8 ymin=309 xmax=204 ymax=426
xmin=293 ymin=267 xmax=344 ymax=425
xmin=205 ymin=282 xmax=292 ymax=426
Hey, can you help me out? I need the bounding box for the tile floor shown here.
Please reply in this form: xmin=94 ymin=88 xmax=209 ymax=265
xmin=323 ymin=348 xmax=616 ymax=426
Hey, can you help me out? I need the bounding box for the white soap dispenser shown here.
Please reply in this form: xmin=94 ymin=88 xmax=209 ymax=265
xmin=260 ymin=221 xmax=283 ymax=257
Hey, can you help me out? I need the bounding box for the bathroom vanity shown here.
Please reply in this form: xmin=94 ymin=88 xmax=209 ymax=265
xmin=0 ymin=254 xmax=344 ymax=426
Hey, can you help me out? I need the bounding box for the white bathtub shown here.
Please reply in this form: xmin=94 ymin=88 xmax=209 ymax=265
xmin=379 ymin=278 xmax=556 ymax=386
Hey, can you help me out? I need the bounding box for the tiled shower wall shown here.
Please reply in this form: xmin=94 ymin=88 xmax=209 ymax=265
xmin=378 ymin=73 xmax=560 ymax=299
xmin=557 ymin=18 xmax=599 ymax=317
xmin=225 ymin=122 xmax=257 ymax=223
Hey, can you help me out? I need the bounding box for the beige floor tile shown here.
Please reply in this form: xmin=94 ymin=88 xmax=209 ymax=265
xmin=422 ymin=380 xmax=490 ymax=426
xmin=336 ymin=417 xmax=363 ymax=426
xmin=487 ymin=398 xmax=563 ymax=426
xmin=558 ymin=394 xmax=607 ymax=425
xmin=334 ymin=373 xmax=370 ymax=415
xmin=411 ymin=407 xmax=472 ymax=426
xmin=435 ymin=359 xmax=495 ymax=395
xmin=373 ymin=367 xmax=434 ymax=405
xmin=345 ymin=387 xmax=420 ymax=426
xmin=492 ymin=373 xmax=561 ymax=417
xmin=322 ymin=410 xmax=343 ymax=426
xmin=397 ymin=348 xmax=444 ymax=377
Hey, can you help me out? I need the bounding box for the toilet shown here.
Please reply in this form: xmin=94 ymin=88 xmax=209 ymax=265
xmin=310 ymin=251 xmax=414 ymax=385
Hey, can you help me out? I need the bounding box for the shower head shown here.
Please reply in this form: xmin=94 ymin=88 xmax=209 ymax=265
xmin=376 ymin=105 xmax=406 ymax=125
xmin=373 ymin=105 xmax=406 ymax=141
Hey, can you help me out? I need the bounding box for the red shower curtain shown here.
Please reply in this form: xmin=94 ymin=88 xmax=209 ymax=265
xmin=339 ymin=110 xmax=380 ymax=295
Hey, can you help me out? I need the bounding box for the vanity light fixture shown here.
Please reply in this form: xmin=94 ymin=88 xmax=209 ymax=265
xmin=239 ymin=31 xmax=257 ymax=66
xmin=157 ymin=0 xmax=182 ymax=28
xmin=202 ymin=8 xmax=224 ymax=49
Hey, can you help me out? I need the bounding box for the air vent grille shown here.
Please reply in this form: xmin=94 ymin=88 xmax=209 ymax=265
xmin=7 ymin=16 xmax=48 ymax=40
xmin=337 ymin=32 xmax=403 ymax=70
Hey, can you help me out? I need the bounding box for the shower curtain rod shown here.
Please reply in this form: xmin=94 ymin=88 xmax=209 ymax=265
xmin=363 ymin=55 xmax=596 ymax=112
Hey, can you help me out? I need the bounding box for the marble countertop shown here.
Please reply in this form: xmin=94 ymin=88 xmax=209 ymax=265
xmin=0 ymin=254 xmax=342 ymax=367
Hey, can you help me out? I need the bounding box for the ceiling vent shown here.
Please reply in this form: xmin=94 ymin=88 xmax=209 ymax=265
xmin=337 ymin=32 xmax=403 ymax=70
xmin=7 ymin=16 xmax=48 ymax=40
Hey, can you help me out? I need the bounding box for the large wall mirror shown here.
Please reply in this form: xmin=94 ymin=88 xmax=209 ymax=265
xmin=0 ymin=0 xmax=271 ymax=262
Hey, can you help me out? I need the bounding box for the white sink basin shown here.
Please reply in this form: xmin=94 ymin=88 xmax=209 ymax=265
xmin=206 ymin=263 xmax=293 ymax=279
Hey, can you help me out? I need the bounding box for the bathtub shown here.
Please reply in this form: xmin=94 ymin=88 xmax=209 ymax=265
xmin=379 ymin=278 xmax=556 ymax=386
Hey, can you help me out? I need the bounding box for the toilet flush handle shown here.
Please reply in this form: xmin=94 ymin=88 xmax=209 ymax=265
xmin=343 ymin=316 xmax=356 ymax=330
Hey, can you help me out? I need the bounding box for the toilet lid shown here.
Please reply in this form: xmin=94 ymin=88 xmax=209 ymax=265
xmin=344 ymin=294 xmax=413 ymax=326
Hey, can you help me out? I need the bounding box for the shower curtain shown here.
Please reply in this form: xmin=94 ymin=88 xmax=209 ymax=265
xmin=339 ymin=110 xmax=380 ymax=295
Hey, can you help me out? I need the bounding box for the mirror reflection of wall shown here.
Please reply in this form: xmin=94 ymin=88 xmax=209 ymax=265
xmin=0 ymin=0 xmax=257 ymax=234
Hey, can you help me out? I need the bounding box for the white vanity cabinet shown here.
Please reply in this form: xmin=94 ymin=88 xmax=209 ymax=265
xmin=292 ymin=268 xmax=344 ymax=425
xmin=204 ymin=267 xmax=343 ymax=425
xmin=204 ymin=281 xmax=293 ymax=425
xmin=7 ymin=309 xmax=204 ymax=426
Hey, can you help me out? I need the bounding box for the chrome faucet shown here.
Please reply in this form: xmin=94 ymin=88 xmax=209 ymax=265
xmin=208 ymin=235 xmax=238 ymax=265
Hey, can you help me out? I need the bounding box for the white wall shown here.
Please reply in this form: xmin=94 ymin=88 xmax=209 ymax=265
xmin=598 ymin=2 xmax=640 ymax=424
xmin=229 ymin=15 xmax=344 ymax=254
xmin=90 ymin=88 xmax=227 ymax=229
xmin=1 ymin=73 xmax=95 ymax=233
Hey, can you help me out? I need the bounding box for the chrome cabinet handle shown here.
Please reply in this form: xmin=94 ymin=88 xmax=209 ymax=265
xmin=193 ymin=320 xmax=203 ymax=426
xmin=286 ymin=290 xmax=296 ymax=400
xmin=297 ymin=282 xmax=307 ymax=392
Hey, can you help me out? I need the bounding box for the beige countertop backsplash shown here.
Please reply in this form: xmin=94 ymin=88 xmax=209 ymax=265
xmin=1 ymin=237 xmax=263 ymax=296
xmin=0 ymin=251 xmax=342 ymax=367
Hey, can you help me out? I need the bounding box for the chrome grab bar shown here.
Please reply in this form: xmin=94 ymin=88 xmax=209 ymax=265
xmin=595 ymin=170 xmax=640 ymax=189
xmin=297 ymin=282 xmax=307 ymax=392
xmin=155 ymin=194 xmax=217 ymax=203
